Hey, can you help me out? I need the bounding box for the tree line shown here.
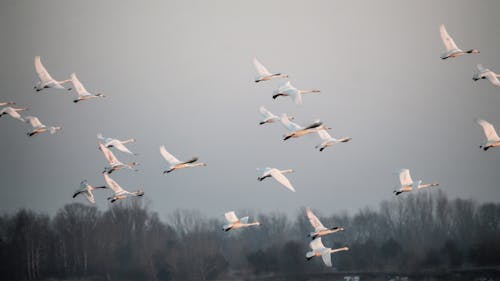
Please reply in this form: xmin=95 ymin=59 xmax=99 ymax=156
xmin=0 ymin=190 xmax=499 ymax=281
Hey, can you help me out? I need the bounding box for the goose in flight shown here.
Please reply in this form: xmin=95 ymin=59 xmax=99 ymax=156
xmin=257 ymin=167 xmax=296 ymax=192
xmin=473 ymin=64 xmax=500 ymax=87
xmin=103 ymin=173 xmax=144 ymax=203
xmin=476 ymin=119 xmax=500 ymax=151
xmin=393 ymin=169 xmax=439 ymax=196
xmin=315 ymin=129 xmax=352 ymax=152
xmin=72 ymin=180 xmax=107 ymax=204
xmin=70 ymin=73 xmax=105 ymax=103
xmin=222 ymin=211 xmax=261 ymax=231
xmin=253 ymin=58 xmax=288 ymax=83
xmin=0 ymin=106 xmax=28 ymax=122
xmin=160 ymin=145 xmax=207 ymax=174
xmin=25 ymin=116 xmax=61 ymax=137
xmin=306 ymin=207 xmax=344 ymax=239
xmin=33 ymin=56 xmax=72 ymax=92
xmin=0 ymin=101 xmax=15 ymax=107
xmin=258 ymin=106 xmax=294 ymax=125
xmin=99 ymin=142 xmax=139 ymax=174
xmin=273 ymin=81 xmax=320 ymax=105
xmin=280 ymin=114 xmax=330 ymax=141
xmin=305 ymin=237 xmax=349 ymax=267
xmin=439 ymin=24 xmax=479 ymax=60
xmin=98 ymin=133 xmax=136 ymax=155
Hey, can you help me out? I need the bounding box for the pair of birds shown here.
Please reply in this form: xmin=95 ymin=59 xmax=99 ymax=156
xmin=0 ymin=103 xmax=61 ymax=137
xmin=72 ymin=174 xmax=144 ymax=204
xmin=34 ymin=56 xmax=105 ymax=103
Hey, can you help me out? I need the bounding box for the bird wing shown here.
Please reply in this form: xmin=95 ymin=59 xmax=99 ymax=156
xmin=239 ymin=216 xmax=249 ymax=224
xmin=34 ymin=56 xmax=55 ymax=83
xmin=224 ymin=211 xmax=239 ymax=223
xmin=485 ymin=72 xmax=500 ymax=87
xmin=270 ymin=169 xmax=296 ymax=192
xmin=259 ymin=106 xmax=276 ymax=120
xmin=321 ymin=251 xmax=333 ymax=267
xmin=477 ymin=64 xmax=487 ymax=72
xmin=280 ymin=114 xmax=302 ymax=131
xmin=276 ymin=81 xmax=293 ymax=92
xmin=440 ymin=24 xmax=458 ymax=51
xmin=84 ymin=190 xmax=96 ymax=204
xmin=317 ymin=129 xmax=333 ymax=141
xmin=291 ymin=91 xmax=302 ymax=105
xmin=399 ymin=169 xmax=413 ymax=186
xmin=4 ymin=108 xmax=24 ymax=121
xmin=160 ymin=145 xmax=181 ymax=165
xmin=310 ymin=237 xmax=326 ymax=251
xmin=99 ymin=142 xmax=120 ymax=165
xmin=476 ymin=119 xmax=500 ymax=141
xmin=110 ymin=140 xmax=134 ymax=154
xmin=306 ymin=208 xmax=327 ymax=231
xmin=25 ymin=116 xmax=43 ymax=128
xmin=103 ymin=174 xmax=125 ymax=194
xmin=70 ymin=73 xmax=89 ymax=96
xmin=253 ymin=58 xmax=271 ymax=76
xmin=304 ymin=121 xmax=323 ymax=130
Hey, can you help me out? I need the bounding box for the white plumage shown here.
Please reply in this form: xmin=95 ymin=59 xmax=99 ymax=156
xmin=439 ymin=24 xmax=479 ymax=59
xmin=473 ymin=64 xmax=500 ymax=87
xmin=160 ymin=145 xmax=207 ymax=174
xmin=273 ymin=81 xmax=320 ymax=105
xmin=103 ymin=174 xmax=144 ymax=203
xmin=25 ymin=116 xmax=61 ymax=137
xmin=476 ymin=119 xmax=500 ymax=151
xmin=71 ymin=73 xmax=105 ymax=103
xmin=253 ymin=58 xmax=288 ymax=82
xmin=222 ymin=211 xmax=260 ymax=231
xmin=98 ymin=133 xmax=136 ymax=155
xmin=34 ymin=56 xmax=71 ymax=92
xmin=257 ymin=167 xmax=296 ymax=192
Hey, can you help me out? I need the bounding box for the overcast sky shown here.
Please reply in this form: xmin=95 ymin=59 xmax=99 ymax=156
xmin=0 ymin=0 xmax=499 ymax=219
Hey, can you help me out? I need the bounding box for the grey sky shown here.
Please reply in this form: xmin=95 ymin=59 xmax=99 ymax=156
xmin=0 ymin=0 xmax=499 ymax=219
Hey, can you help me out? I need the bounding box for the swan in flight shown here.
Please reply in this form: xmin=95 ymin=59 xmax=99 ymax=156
xmin=439 ymin=24 xmax=479 ymax=60
xmin=33 ymin=56 xmax=71 ymax=92
xmin=160 ymin=145 xmax=207 ymax=174
xmin=222 ymin=211 xmax=261 ymax=231
xmin=72 ymin=180 xmax=107 ymax=204
xmin=253 ymin=58 xmax=288 ymax=83
xmin=257 ymin=167 xmax=295 ymax=192
xmin=103 ymin=173 xmax=144 ymax=203
xmin=280 ymin=114 xmax=330 ymax=141
xmin=0 ymin=101 xmax=15 ymax=107
xmin=70 ymin=73 xmax=105 ymax=103
xmin=273 ymin=81 xmax=320 ymax=105
xmin=0 ymin=106 xmax=28 ymax=122
xmin=476 ymin=119 xmax=500 ymax=151
xmin=473 ymin=64 xmax=500 ymax=87
xmin=315 ymin=129 xmax=352 ymax=152
xmin=99 ymin=142 xmax=139 ymax=174
xmin=98 ymin=133 xmax=136 ymax=155
xmin=25 ymin=116 xmax=61 ymax=137
xmin=258 ymin=106 xmax=294 ymax=125
xmin=306 ymin=207 xmax=344 ymax=239
xmin=393 ymin=169 xmax=439 ymax=196
xmin=305 ymin=237 xmax=349 ymax=267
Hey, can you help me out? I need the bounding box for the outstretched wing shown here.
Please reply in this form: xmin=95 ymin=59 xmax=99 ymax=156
xmin=440 ymin=24 xmax=458 ymax=51
xmin=253 ymin=58 xmax=271 ymax=76
xmin=103 ymin=174 xmax=125 ymax=194
xmin=306 ymin=208 xmax=327 ymax=231
xmin=34 ymin=56 xmax=55 ymax=83
xmin=399 ymin=169 xmax=413 ymax=186
xmin=160 ymin=145 xmax=181 ymax=165
xmin=84 ymin=190 xmax=96 ymax=204
xmin=99 ymin=142 xmax=120 ymax=165
xmin=317 ymin=129 xmax=333 ymax=141
xmin=477 ymin=64 xmax=487 ymax=73
xmin=280 ymin=114 xmax=302 ymax=132
xmin=25 ymin=116 xmax=43 ymax=128
xmin=71 ymin=73 xmax=89 ymax=95
xmin=259 ymin=106 xmax=276 ymax=120
xmin=270 ymin=169 xmax=296 ymax=192
xmin=309 ymin=237 xmax=326 ymax=251
xmin=476 ymin=119 xmax=500 ymax=141
xmin=321 ymin=251 xmax=333 ymax=267
xmin=4 ymin=108 xmax=24 ymax=122
xmin=239 ymin=216 xmax=249 ymax=224
xmin=485 ymin=72 xmax=500 ymax=87
xmin=110 ymin=140 xmax=134 ymax=155
xmin=224 ymin=211 xmax=239 ymax=223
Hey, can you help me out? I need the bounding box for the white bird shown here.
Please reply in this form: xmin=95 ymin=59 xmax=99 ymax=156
xmin=273 ymin=81 xmax=320 ymax=105
xmin=305 ymin=237 xmax=349 ymax=267
xmin=393 ymin=169 xmax=439 ymax=196
xmin=103 ymin=173 xmax=144 ymax=203
xmin=258 ymin=106 xmax=294 ymax=125
xmin=280 ymin=114 xmax=329 ymax=141
xmin=439 ymin=24 xmax=479 ymax=60
xmin=33 ymin=56 xmax=72 ymax=92
xmin=98 ymin=133 xmax=136 ymax=155
xmin=25 ymin=116 xmax=61 ymax=137
xmin=253 ymin=58 xmax=288 ymax=83
xmin=306 ymin=207 xmax=344 ymax=239
xmin=473 ymin=64 xmax=500 ymax=87
xmin=0 ymin=107 xmax=28 ymax=122
xmin=315 ymin=129 xmax=352 ymax=152
xmin=476 ymin=119 xmax=500 ymax=151
xmin=222 ymin=211 xmax=261 ymax=231
xmin=70 ymin=73 xmax=105 ymax=103
xmin=99 ymin=142 xmax=139 ymax=174
xmin=257 ymin=167 xmax=296 ymax=192
xmin=72 ymin=180 xmax=107 ymax=204
xmin=0 ymin=101 xmax=15 ymax=107
xmin=160 ymin=145 xmax=207 ymax=174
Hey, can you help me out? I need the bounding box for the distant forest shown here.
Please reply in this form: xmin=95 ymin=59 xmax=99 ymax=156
xmin=1 ymin=190 xmax=499 ymax=281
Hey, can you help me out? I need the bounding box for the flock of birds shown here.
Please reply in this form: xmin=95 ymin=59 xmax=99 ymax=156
xmin=1 ymin=24 xmax=498 ymax=268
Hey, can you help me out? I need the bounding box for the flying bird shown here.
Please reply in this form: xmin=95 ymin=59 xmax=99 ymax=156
xmin=280 ymin=114 xmax=329 ymax=141
xmin=103 ymin=173 xmax=144 ymax=203
xmin=222 ymin=211 xmax=261 ymax=231
xmin=98 ymin=133 xmax=136 ymax=155
xmin=439 ymin=24 xmax=479 ymax=60
xmin=476 ymin=119 xmax=500 ymax=151
xmin=315 ymin=129 xmax=351 ymax=152
xmin=0 ymin=101 xmax=15 ymax=107
xmin=393 ymin=169 xmax=439 ymax=196
xmin=305 ymin=237 xmax=349 ymax=267
xmin=72 ymin=180 xmax=107 ymax=204
xmin=253 ymin=58 xmax=288 ymax=83
xmin=306 ymin=207 xmax=345 ymax=239
xmin=99 ymin=142 xmax=139 ymax=174
xmin=33 ymin=56 xmax=71 ymax=92
xmin=25 ymin=116 xmax=61 ymax=137
xmin=70 ymin=73 xmax=105 ymax=103
xmin=258 ymin=106 xmax=294 ymax=125
xmin=257 ymin=167 xmax=296 ymax=192
xmin=473 ymin=64 xmax=500 ymax=87
xmin=0 ymin=106 xmax=28 ymax=122
xmin=273 ymin=81 xmax=320 ymax=105
xmin=160 ymin=145 xmax=207 ymax=174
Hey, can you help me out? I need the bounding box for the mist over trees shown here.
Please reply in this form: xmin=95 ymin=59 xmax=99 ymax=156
xmin=1 ymin=190 xmax=499 ymax=281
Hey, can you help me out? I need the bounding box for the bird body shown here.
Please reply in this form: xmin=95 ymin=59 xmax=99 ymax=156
xmin=315 ymin=129 xmax=351 ymax=151
xmin=273 ymin=81 xmax=320 ymax=105
xmin=257 ymin=167 xmax=296 ymax=192
xmin=393 ymin=169 xmax=439 ymax=195
xmin=280 ymin=114 xmax=329 ymax=141
xmin=98 ymin=133 xmax=136 ymax=155
xmin=439 ymin=24 xmax=479 ymax=60
xmin=473 ymin=64 xmax=500 ymax=87
xmin=476 ymin=119 xmax=500 ymax=150
xmin=222 ymin=211 xmax=260 ymax=231
xmin=71 ymin=73 xmax=105 ymax=103
xmin=0 ymin=107 xmax=27 ymax=122
xmin=99 ymin=142 xmax=138 ymax=174
xmin=160 ymin=145 xmax=206 ymax=173
xmin=72 ymin=180 xmax=107 ymax=204
xmin=33 ymin=56 xmax=71 ymax=92
xmin=306 ymin=207 xmax=344 ymax=239
xmin=103 ymin=174 xmax=144 ymax=203
xmin=253 ymin=58 xmax=288 ymax=82
xmin=305 ymin=237 xmax=349 ymax=267
xmin=25 ymin=116 xmax=61 ymax=136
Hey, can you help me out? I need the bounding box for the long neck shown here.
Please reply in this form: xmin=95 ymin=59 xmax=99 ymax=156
xmin=121 ymin=138 xmax=135 ymax=144
xmin=58 ymin=79 xmax=72 ymax=84
xmin=280 ymin=169 xmax=294 ymax=174
xmin=299 ymin=89 xmax=320 ymax=94
xmin=245 ymin=222 xmax=260 ymax=227
xmin=330 ymin=247 xmax=349 ymax=254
